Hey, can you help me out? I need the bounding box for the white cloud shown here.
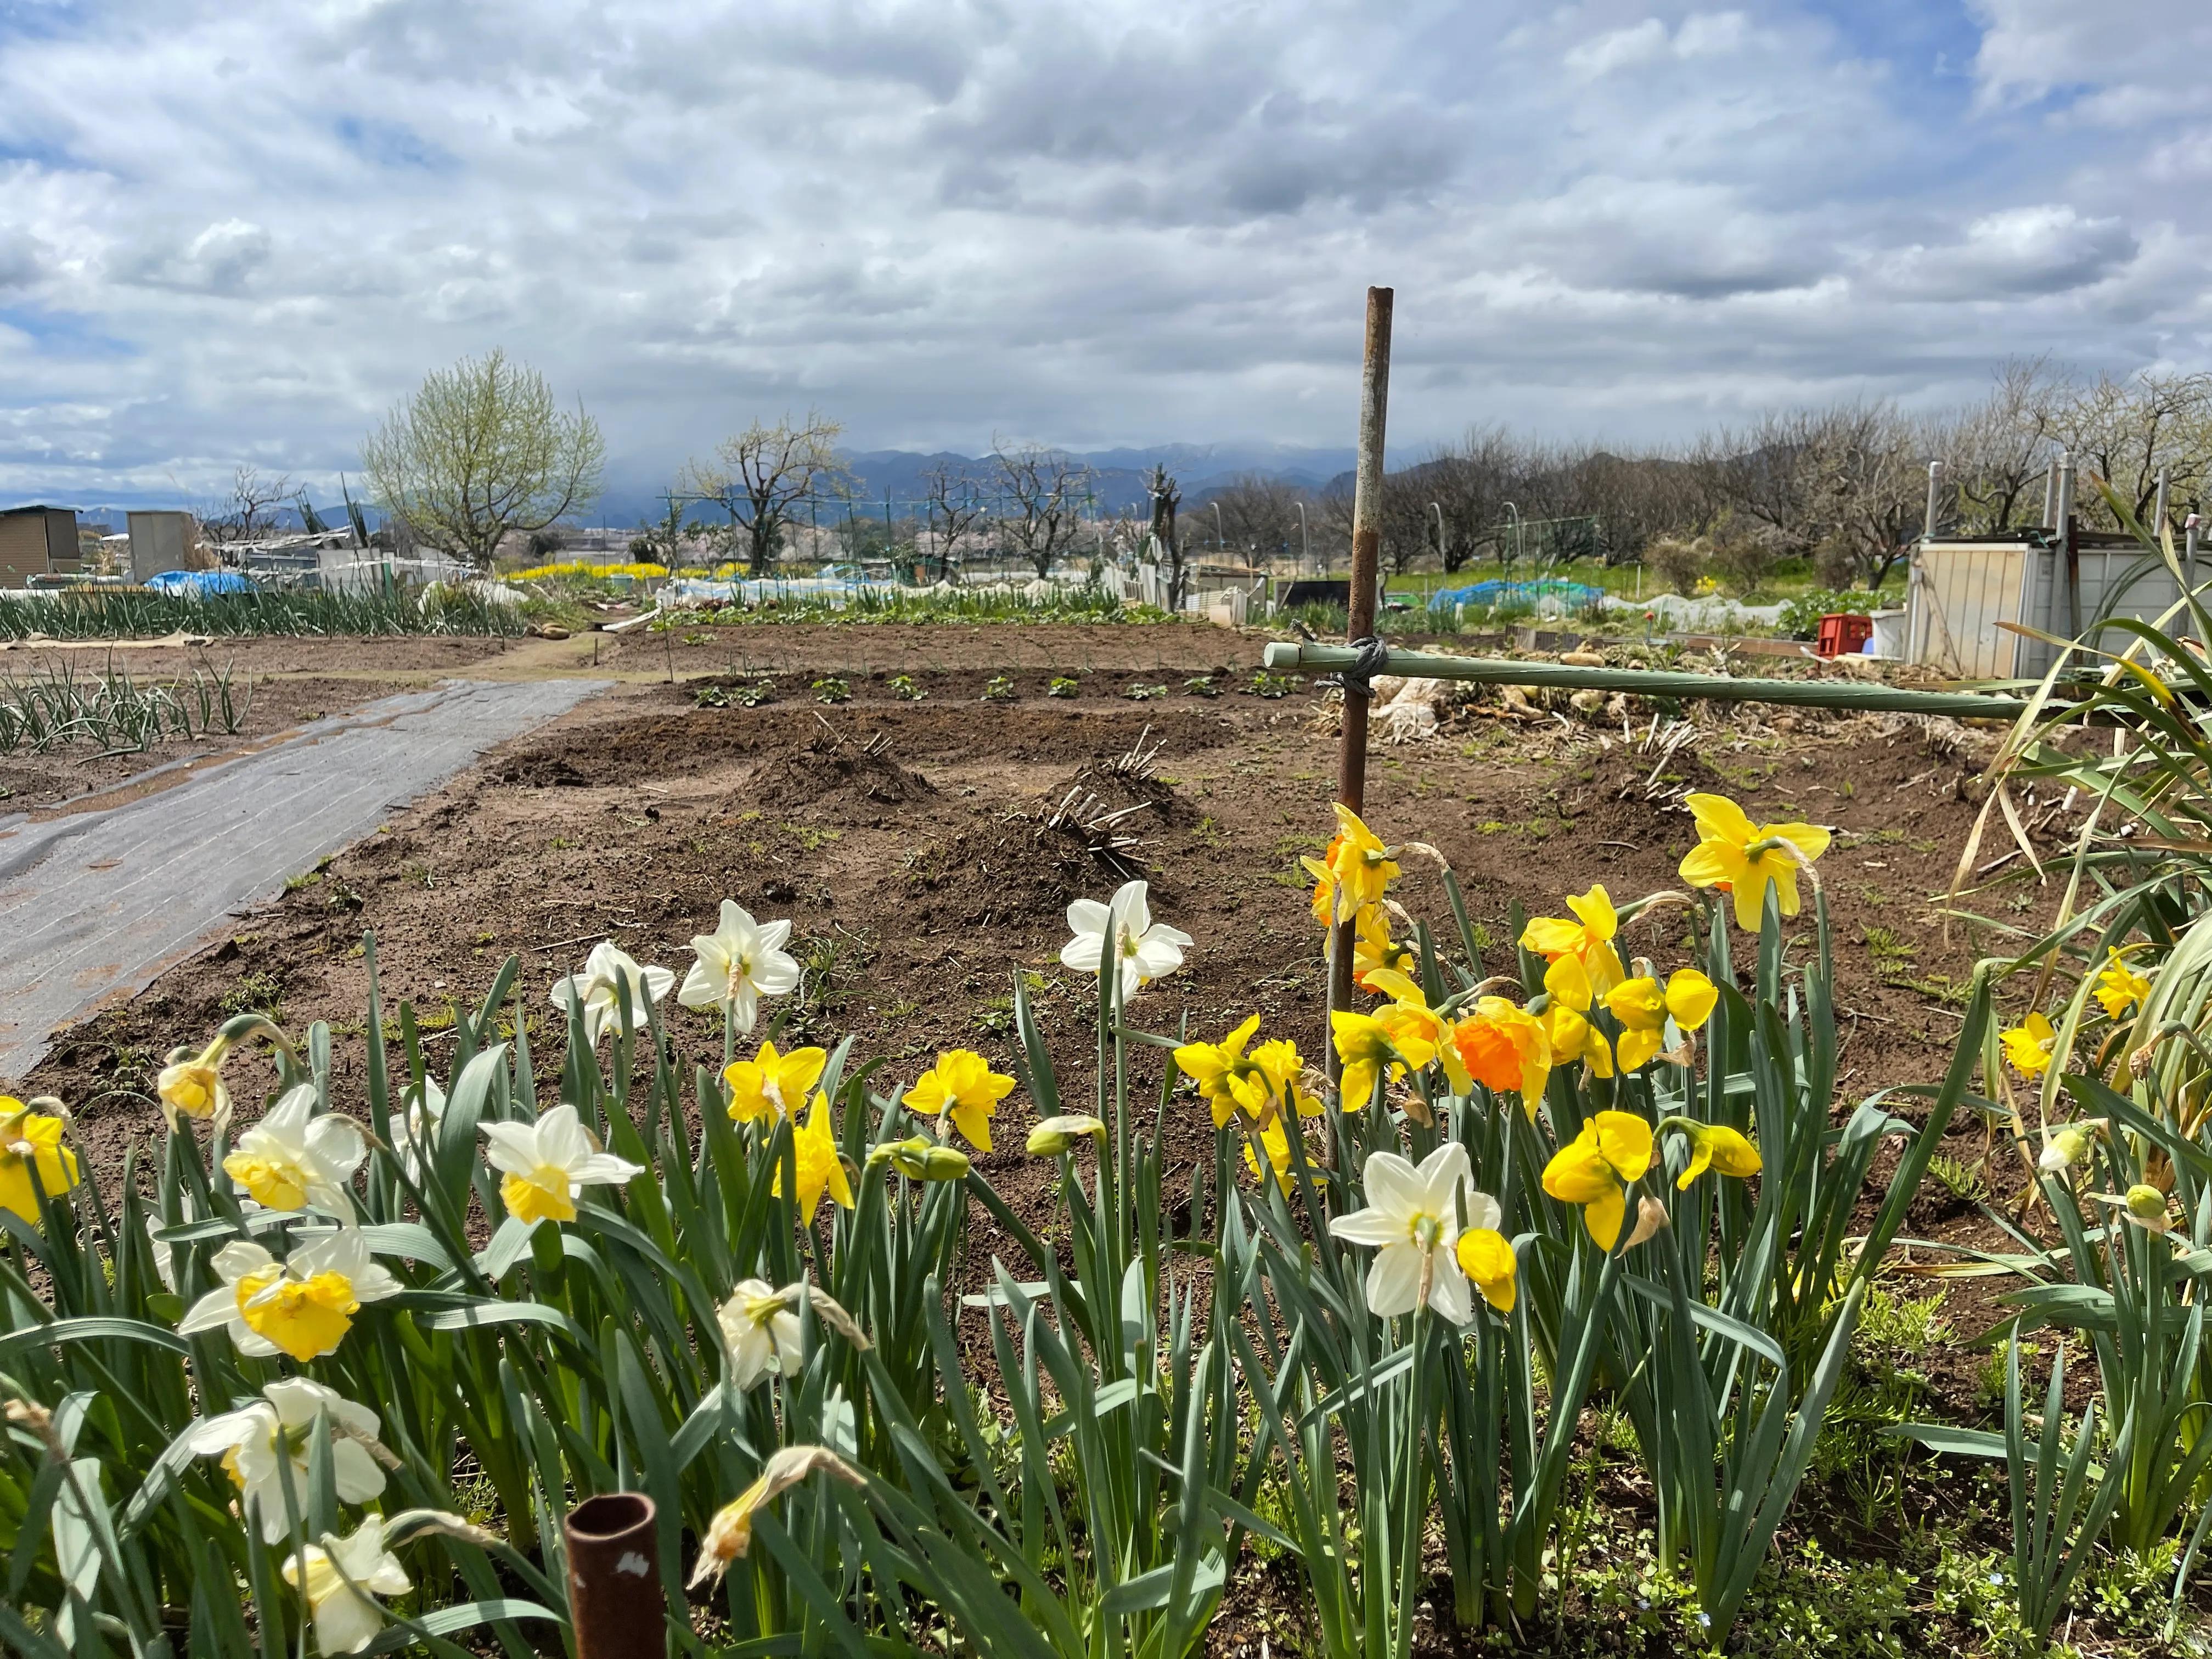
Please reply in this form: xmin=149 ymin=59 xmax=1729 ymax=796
xmin=0 ymin=0 xmax=2203 ymax=511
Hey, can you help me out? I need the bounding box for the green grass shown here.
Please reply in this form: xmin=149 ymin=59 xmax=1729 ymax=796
xmin=0 ymin=586 xmax=528 ymax=639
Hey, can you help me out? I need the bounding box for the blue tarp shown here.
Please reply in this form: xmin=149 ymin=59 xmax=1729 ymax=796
xmin=1428 ymin=579 xmax=1606 ymax=610
xmin=145 ymin=570 xmax=259 ymax=597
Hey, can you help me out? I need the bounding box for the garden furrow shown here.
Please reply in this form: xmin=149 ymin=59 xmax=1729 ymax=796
xmin=0 ymin=676 xmax=607 ymax=1084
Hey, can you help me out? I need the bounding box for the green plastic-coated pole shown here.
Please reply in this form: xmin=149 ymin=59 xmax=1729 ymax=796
xmin=1260 ymin=640 xmax=2043 ymax=722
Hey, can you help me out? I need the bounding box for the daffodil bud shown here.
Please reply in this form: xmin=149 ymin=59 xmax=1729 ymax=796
xmin=1027 ymin=1115 xmax=1106 ymax=1156
xmin=2126 ymin=1184 xmax=2170 ymax=1229
xmin=869 ymin=1137 xmax=971 ymax=1181
xmin=2039 ymin=1126 xmax=2090 ymax=1172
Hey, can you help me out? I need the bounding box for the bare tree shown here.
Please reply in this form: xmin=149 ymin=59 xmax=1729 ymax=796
xmin=992 ymin=441 xmax=1089 ymax=577
xmin=2031 ymin=368 xmax=2212 ymax=530
xmin=362 ymin=349 xmax=604 ymax=569
xmin=1207 ymin=473 xmax=1309 ymax=564
xmin=687 ymin=411 xmax=852 ymax=578
xmin=200 ymin=466 xmax=297 ymax=546
xmin=919 ymin=462 xmax=988 ymax=579
xmin=1939 ymin=358 xmax=2061 ymax=535
xmin=1144 ymin=464 xmax=1191 ymax=609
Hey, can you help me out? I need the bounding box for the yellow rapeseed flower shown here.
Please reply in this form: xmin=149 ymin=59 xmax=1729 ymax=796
xmin=2001 ymin=1013 xmax=2058 ymax=1078
xmin=1541 ymin=954 xmax=1614 ymax=1078
xmin=1603 ymin=968 xmax=1719 ymax=1072
xmin=1677 ymin=792 xmax=1831 ymax=931
xmin=1450 ymin=997 xmax=1553 ymax=1114
xmin=1519 ymin=884 xmax=1625 ymax=996
xmin=1541 ymin=1111 xmax=1654 ymax=1250
xmin=724 ymin=1042 xmax=826 ymax=1126
xmin=2094 ymin=949 xmax=2151 ymax=1020
xmin=1331 ymin=1009 xmax=1433 ymax=1110
xmin=902 ymin=1049 xmax=1016 ymax=1151
xmin=773 ymin=1094 xmax=855 ymax=1222
xmin=0 ymin=1098 xmax=81 ymax=1224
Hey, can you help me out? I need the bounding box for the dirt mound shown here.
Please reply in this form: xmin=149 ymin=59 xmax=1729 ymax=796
xmin=492 ymin=752 xmax=592 ymax=788
xmin=766 ymin=728 xmax=936 ymax=814
xmin=898 ymin=813 xmax=1140 ymax=933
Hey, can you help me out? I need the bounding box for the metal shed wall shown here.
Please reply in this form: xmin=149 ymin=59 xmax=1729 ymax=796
xmin=1910 ymin=542 xmax=2196 ymax=681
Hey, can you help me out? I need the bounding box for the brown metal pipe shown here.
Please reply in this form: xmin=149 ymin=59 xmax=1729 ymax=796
xmin=565 ymin=1492 xmax=663 ymax=1659
xmin=1327 ymin=286 xmax=1392 ymax=1084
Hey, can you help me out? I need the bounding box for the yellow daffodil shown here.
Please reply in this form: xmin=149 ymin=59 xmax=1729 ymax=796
xmin=1663 ymin=1118 xmax=1761 ymax=1188
xmin=723 ymin=1041 xmax=826 ymax=1126
xmin=282 ymin=1519 xmax=409 ymax=1656
xmin=1243 ymin=1115 xmax=1302 ymax=1195
xmin=0 ymin=1098 xmax=82 ymax=1224
xmin=773 ymin=1093 xmax=855 ymax=1221
xmin=1542 ymin=1111 xmax=1654 ymax=1250
xmin=1519 ymin=884 xmax=1625 ymax=996
xmin=157 ymin=1041 xmax=230 ymax=1127
xmin=1305 ymin=804 xmax=1400 ymax=926
xmin=1678 ymin=793 xmax=1831 ymax=931
xmin=1454 ymin=1222 xmax=1518 ymax=1314
xmin=902 ymin=1049 xmax=1015 ymax=1151
xmin=1332 ymin=1009 xmax=1434 ymax=1110
xmin=1353 ymin=907 xmax=1417 ymax=989
xmin=1451 ymin=998 xmax=1553 ymax=1114
xmin=1176 ymin=1015 xmax=1267 ymax=1128
xmin=1247 ymin=1037 xmax=1324 ymax=1120
xmin=178 ymin=1228 xmax=402 ymax=1362
xmin=1603 ymin=968 xmax=1719 ymax=1072
xmin=2001 ymin=1013 xmax=2058 ymax=1078
xmin=480 ymin=1103 xmax=644 ymax=1225
xmin=1364 ymin=969 xmax=1473 ymax=1093
xmin=1541 ymin=955 xmax=1614 ymax=1078
xmin=2094 ymin=949 xmax=2151 ymax=1020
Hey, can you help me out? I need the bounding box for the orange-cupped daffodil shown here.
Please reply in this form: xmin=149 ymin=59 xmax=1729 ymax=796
xmin=1603 ymin=968 xmax=1719 ymax=1072
xmin=724 ymin=1041 xmax=828 ymax=1126
xmin=1541 ymin=1110 xmax=1654 ymax=1250
xmin=1678 ymin=793 xmax=1830 ymax=931
xmin=1541 ymin=954 xmax=1614 ymax=1078
xmin=903 ymin=1049 xmax=1015 ymax=1151
xmin=1451 ymin=997 xmax=1554 ymax=1114
xmin=2001 ymin=1013 xmax=2058 ymax=1078
xmin=1520 ymin=884 xmax=1626 ymax=996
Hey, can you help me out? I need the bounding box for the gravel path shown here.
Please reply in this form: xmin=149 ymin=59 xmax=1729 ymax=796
xmin=0 ymin=677 xmax=607 ymax=1084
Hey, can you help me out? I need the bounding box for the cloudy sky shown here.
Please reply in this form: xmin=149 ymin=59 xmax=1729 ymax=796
xmin=1 ymin=0 xmax=2208 ymax=513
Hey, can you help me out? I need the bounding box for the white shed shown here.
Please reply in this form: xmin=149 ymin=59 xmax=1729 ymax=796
xmin=1907 ymin=528 xmax=2197 ymax=681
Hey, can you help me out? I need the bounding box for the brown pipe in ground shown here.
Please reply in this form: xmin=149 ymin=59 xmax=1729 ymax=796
xmin=565 ymin=1492 xmax=663 ymax=1659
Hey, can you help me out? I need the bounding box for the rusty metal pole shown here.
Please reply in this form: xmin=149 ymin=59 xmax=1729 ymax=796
xmin=1326 ymin=286 xmax=1392 ymax=1084
xmin=565 ymin=1492 xmax=663 ymax=1659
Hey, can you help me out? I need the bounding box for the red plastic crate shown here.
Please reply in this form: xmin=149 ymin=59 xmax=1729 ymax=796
xmin=1814 ymin=612 xmax=1873 ymax=659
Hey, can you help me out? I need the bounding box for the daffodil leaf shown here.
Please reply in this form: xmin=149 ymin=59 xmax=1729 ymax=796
xmin=0 ymin=1316 xmax=189 ymax=1365
xmin=1888 ymin=1424 xmax=2006 ymax=1460
xmin=474 ymin=1214 xmax=539 ymax=1281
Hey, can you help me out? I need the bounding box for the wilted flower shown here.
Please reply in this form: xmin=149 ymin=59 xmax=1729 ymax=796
xmin=481 ymin=1103 xmax=644 ymax=1225
xmin=690 ymin=1447 xmax=868 ymax=1586
xmin=1060 ymin=880 xmax=1192 ymax=995
xmin=902 ymin=1049 xmax=1015 ymax=1151
xmin=1542 ymin=1111 xmax=1654 ymax=1250
xmin=1677 ymin=793 xmax=1830 ymax=931
xmin=178 ymin=1228 xmax=402 ymax=1363
xmin=1327 ymin=1143 xmax=1479 ymax=1324
xmin=280 ymin=1519 xmax=409 ymax=1656
xmin=187 ymin=1377 xmax=389 ymax=1543
xmin=679 ymin=900 xmax=801 ymax=1032
xmin=550 ymin=941 xmax=676 ymax=1045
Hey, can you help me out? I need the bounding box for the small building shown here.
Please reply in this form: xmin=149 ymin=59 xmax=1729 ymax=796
xmin=0 ymin=504 xmax=81 ymax=587
xmin=126 ymin=510 xmax=195 ymax=582
xmin=1906 ymin=526 xmax=2197 ymax=681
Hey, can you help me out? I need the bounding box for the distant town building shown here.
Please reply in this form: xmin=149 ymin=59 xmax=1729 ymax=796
xmin=0 ymin=505 xmax=81 ymax=587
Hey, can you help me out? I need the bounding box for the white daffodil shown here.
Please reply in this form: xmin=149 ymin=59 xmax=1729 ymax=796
xmin=221 ymin=1086 xmax=365 ymax=1218
xmin=1327 ymin=1142 xmax=1477 ymax=1325
xmin=550 ymin=941 xmax=676 ymax=1045
xmin=1060 ymin=879 xmax=1193 ymax=996
xmin=177 ymin=1228 xmax=402 ymax=1363
xmin=397 ymin=1074 xmax=447 ymax=1185
xmin=186 ymin=1377 xmax=389 ymax=1544
xmin=282 ymin=1517 xmax=410 ymax=1656
xmin=679 ymin=900 xmax=802 ymax=1033
xmin=481 ymin=1103 xmax=644 ymax=1225
xmin=716 ymin=1278 xmax=805 ymax=1390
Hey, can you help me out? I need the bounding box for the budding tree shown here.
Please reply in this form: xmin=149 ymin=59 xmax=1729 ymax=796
xmin=688 ymin=412 xmax=852 ymax=577
xmin=361 ymin=349 xmax=604 ymax=569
